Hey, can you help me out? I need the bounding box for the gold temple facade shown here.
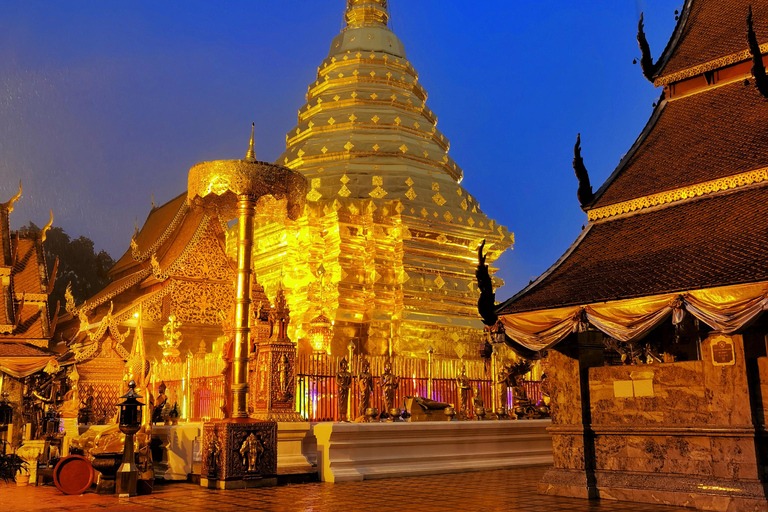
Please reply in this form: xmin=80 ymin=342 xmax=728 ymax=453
xmin=243 ymin=0 xmax=513 ymax=358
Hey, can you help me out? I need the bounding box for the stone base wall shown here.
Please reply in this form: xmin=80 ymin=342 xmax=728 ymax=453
xmin=542 ymin=334 xmax=768 ymax=510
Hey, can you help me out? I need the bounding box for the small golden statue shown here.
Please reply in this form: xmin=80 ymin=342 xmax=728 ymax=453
xmin=336 ymin=358 xmax=352 ymax=421
xmin=152 ymin=381 xmax=168 ymax=424
xmin=159 ymin=314 xmax=183 ymax=362
xmin=239 ymin=433 xmax=264 ymax=473
xmin=496 ymin=364 xmax=510 ymax=416
xmin=358 ymin=357 xmax=373 ymax=416
xmin=277 ymin=353 xmax=292 ymax=401
xmin=381 ymin=360 xmax=399 ymax=417
xmin=473 ymin=384 xmax=485 ymax=420
xmin=207 ymin=435 xmax=220 ymax=477
xmin=456 ymin=363 xmax=472 ymax=419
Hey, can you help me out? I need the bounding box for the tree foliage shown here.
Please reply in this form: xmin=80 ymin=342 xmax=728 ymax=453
xmin=19 ymin=223 xmax=114 ymax=311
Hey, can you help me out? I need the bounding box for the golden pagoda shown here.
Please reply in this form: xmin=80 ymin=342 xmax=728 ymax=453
xmin=247 ymin=0 xmax=513 ymax=357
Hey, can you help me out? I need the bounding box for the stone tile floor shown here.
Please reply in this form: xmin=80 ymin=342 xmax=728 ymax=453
xmin=0 ymin=467 xmax=687 ymax=512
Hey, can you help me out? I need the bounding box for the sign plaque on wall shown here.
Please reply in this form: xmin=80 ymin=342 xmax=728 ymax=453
xmin=710 ymin=336 xmax=736 ymax=367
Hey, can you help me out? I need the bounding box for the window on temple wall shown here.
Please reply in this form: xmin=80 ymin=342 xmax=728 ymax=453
xmin=602 ymin=315 xmax=707 ymax=366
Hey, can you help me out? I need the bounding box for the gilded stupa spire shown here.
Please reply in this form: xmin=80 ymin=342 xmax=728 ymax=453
xmin=345 ymin=0 xmax=389 ymax=28
xmin=245 ymin=122 xmax=256 ymax=162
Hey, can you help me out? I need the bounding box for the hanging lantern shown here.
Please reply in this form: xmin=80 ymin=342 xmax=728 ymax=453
xmin=308 ymin=313 xmax=333 ymax=354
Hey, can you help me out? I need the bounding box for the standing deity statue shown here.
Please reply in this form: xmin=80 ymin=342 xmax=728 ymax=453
xmin=207 ymin=435 xmax=220 ymax=477
xmin=496 ymin=364 xmax=510 ymax=415
xmin=239 ymin=433 xmax=264 ymax=473
xmin=381 ymin=361 xmax=399 ymax=416
xmin=277 ymin=353 xmax=292 ymax=401
xmin=358 ymin=357 xmax=373 ymax=414
xmin=152 ymin=381 xmax=168 ymax=424
xmin=336 ymin=358 xmax=353 ymax=421
xmin=456 ymin=363 xmax=472 ymax=419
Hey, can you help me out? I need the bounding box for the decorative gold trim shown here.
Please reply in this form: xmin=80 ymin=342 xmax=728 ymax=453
xmin=287 ymin=121 xmax=447 ymax=151
xmin=655 ymin=42 xmax=768 ymax=86
xmin=588 ymin=167 xmax=768 ymax=221
xmin=79 ymin=267 xmax=153 ymax=313
xmin=131 ymin=199 xmax=189 ymax=262
xmin=112 ymin=283 xmax=174 ymax=325
xmin=318 ymin=57 xmax=413 ymax=80
xmin=299 ymin=98 xmax=435 ymax=124
xmin=308 ymin=76 xmax=426 ymax=102
xmin=284 ymin=149 xmax=463 ymax=183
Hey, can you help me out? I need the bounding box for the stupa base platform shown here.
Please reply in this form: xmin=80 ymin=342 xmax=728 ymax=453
xmin=313 ymin=419 xmax=553 ymax=483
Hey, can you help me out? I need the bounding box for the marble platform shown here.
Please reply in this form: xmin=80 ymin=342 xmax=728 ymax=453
xmin=313 ymin=419 xmax=553 ymax=483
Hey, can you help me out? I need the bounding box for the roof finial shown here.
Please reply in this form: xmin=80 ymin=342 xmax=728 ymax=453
xmin=3 ymin=181 xmax=22 ymax=213
xmin=41 ymin=210 xmax=54 ymax=243
xmin=747 ymin=5 xmax=768 ymax=98
xmin=151 ymin=190 xmax=156 ymax=210
xmin=637 ymin=13 xmax=657 ymax=82
xmin=345 ymin=0 xmax=389 ymax=28
xmin=573 ymin=134 xmax=594 ymax=210
xmin=245 ymin=122 xmax=256 ymax=162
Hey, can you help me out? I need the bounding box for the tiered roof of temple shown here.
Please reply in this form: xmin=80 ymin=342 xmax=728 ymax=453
xmin=249 ymin=0 xmax=513 ymax=357
xmin=498 ymin=0 xmax=768 ymax=322
xmin=59 ymin=192 xmax=239 ymax=361
xmin=0 ymin=183 xmax=57 ymax=378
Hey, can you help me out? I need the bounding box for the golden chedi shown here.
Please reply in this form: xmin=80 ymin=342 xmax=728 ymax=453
xmin=245 ymin=0 xmax=512 ymax=357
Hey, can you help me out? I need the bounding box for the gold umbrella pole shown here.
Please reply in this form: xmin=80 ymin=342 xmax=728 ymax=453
xmin=232 ymin=195 xmax=256 ymax=419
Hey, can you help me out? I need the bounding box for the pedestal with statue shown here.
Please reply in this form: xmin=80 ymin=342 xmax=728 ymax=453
xmin=249 ymin=287 xmax=301 ymax=423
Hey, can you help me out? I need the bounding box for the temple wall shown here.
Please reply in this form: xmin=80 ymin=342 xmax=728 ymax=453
xmin=541 ymin=333 xmax=767 ymax=509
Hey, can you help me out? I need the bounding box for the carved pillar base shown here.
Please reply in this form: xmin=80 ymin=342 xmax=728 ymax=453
xmin=250 ymin=339 xmax=303 ymax=422
xmin=200 ymin=419 xmax=277 ymax=490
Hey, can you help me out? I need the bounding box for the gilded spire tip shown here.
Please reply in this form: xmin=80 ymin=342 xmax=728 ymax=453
xmin=345 ymin=0 xmax=389 ymax=28
xmin=245 ymin=122 xmax=256 ymax=162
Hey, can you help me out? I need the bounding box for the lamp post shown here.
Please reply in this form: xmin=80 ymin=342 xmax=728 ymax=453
xmin=116 ymin=380 xmax=143 ymax=498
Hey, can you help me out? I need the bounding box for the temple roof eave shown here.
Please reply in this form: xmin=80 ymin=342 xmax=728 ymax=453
xmin=497 ymin=183 xmax=768 ymax=316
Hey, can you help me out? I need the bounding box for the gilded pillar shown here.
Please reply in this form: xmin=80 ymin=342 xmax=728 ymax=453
xmin=233 ymin=195 xmax=256 ymax=419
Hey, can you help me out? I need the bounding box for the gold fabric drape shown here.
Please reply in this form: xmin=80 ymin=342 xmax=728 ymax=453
xmin=499 ymin=282 xmax=768 ymax=352
xmin=0 ymin=356 xmax=54 ymax=378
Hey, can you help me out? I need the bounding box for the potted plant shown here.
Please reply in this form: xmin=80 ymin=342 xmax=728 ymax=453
xmin=0 ymin=442 xmax=28 ymax=485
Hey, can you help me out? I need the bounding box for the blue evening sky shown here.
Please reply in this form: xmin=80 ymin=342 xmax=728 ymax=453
xmin=0 ymin=1 xmax=679 ymax=300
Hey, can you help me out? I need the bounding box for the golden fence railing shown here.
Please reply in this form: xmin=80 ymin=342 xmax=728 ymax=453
xmin=148 ymin=350 xmax=541 ymax=423
xmin=295 ymin=354 xmax=542 ymax=422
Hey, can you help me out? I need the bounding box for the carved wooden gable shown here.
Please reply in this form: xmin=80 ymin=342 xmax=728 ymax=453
xmin=169 ymin=221 xmax=235 ymax=326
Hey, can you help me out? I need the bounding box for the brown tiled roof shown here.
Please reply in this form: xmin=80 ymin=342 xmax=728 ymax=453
xmin=497 ymin=185 xmax=768 ymax=315
xmin=110 ymin=193 xmax=187 ymax=277
xmin=12 ymin=304 xmax=46 ymax=339
xmin=0 ymin=342 xmax=51 ymax=356
xmin=655 ymin=0 xmax=768 ymax=80
xmin=591 ymin=81 xmax=768 ymax=209
xmin=0 ymin=285 xmax=12 ymax=327
xmin=12 ymin=238 xmax=45 ymax=294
